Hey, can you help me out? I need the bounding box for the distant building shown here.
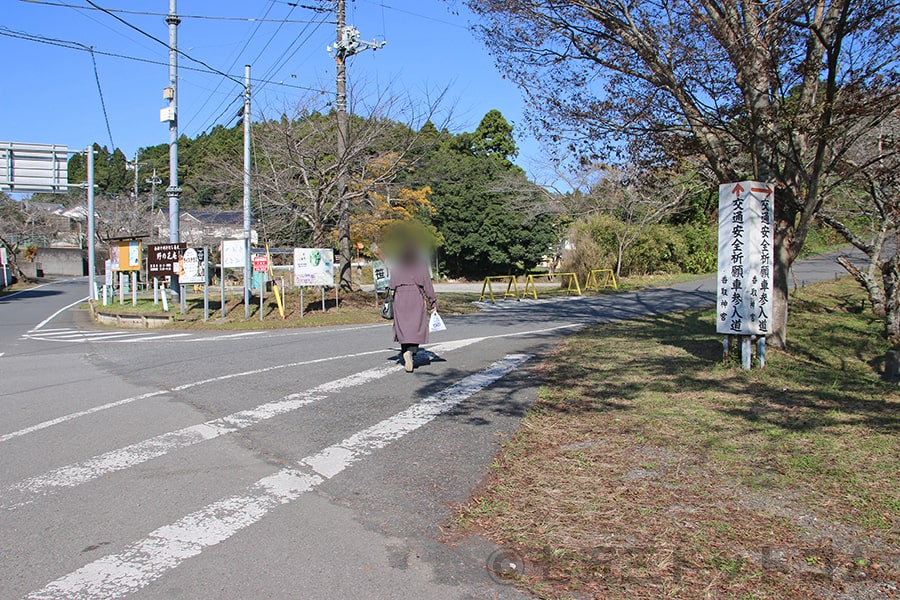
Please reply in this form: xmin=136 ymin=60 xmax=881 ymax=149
xmin=178 ymin=211 xmax=258 ymax=247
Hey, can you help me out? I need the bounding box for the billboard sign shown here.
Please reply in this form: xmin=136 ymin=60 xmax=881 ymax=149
xmin=252 ymin=253 xmax=269 ymax=273
xmin=222 ymin=239 xmax=246 ymax=269
xmin=293 ymin=248 xmax=334 ymax=287
xmin=0 ymin=142 xmax=69 ymax=193
xmin=178 ymin=247 xmax=207 ymax=284
xmin=110 ymin=241 xmax=141 ymax=272
xmin=717 ymin=182 xmax=775 ymax=336
xmin=148 ymin=243 xmax=186 ymax=277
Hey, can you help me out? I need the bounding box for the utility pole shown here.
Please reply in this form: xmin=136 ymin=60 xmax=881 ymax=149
xmin=243 ymin=65 xmax=252 ymax=320
xmin=166 ymin=0 xmax=182 ymax=293
xmin=86 ymin=146 xmax=96 ymax=300
xmin=132 ymin=151 xmax=139 ymax=199
xmin=329 ymin=0 xmax=384 ymax=290
xmin=145 ymin=168 xmax=161 ymax=242
xmin=335 ymin=0 xmax=349 ymax=290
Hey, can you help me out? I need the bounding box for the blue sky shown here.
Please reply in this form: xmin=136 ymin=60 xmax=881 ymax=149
xmin=1 ymin=0 xmax=547 ymax=176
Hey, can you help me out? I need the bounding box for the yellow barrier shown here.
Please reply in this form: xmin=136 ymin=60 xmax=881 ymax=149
xmin=584 ymin=269 xmax=618 ymax=290
xmin=479 ymin=275 xmax=520 ymax=304
xmin=522 ymin=272 xmax=582 ymax=300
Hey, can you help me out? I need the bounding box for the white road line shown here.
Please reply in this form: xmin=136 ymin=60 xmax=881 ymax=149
xmin=0 ymin=391 xmax=170 ymax=444
xmin=0 ymin=350 xmax=381 ymax=444
xmin=0 ymin=324 xmax=574 ymax=444
xmin=188 ymin=331 xmax=266 ymax=341
xmin=24 ymin=354 xmax=531 ymax=600
xmin=30 ymin=331 xmax=135 ymax=339
xmin=2 ymin=364 xmax=401 ymax=510
xmin=116 ymin=333 xmax=192 ymax=343
xmin=30 ymin=296 xmax=89 ymax=332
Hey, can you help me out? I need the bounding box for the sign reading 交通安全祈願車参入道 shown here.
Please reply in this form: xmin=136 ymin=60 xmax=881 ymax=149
xmin=717 ymin=182 xmax=774 ymax=336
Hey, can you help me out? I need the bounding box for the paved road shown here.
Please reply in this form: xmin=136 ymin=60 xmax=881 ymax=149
xmin=0 ymin=252 xmax=857 ymax=599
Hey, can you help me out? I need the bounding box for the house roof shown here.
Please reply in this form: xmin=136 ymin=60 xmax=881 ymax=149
xmin=181 ymin=211 xmax=244 ymax=226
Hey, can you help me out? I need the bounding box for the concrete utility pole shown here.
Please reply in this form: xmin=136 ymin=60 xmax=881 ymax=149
xmin=166 ymin=0 xmax=182 ymax=292
xmin=132 ymin=151 xmax=139 ymax=199
xmin=145 ymin=168 xmax=161 ymax=242
xmin=330 ymin=0 xmax=384 ymax=289
xmin=86 ymin=146 xmax=96 ymax=299
xmin=335 ymin=0 xmax=350 ymax=290
xmin=243 ymin=65 xmax=252 ymax=320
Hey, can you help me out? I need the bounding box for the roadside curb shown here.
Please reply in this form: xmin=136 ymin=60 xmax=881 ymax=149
xmin=88 ymin=301 xmax=174 ymax=329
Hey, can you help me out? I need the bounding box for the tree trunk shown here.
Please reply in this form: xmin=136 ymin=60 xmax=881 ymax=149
xmin=836 ymin=255 xmax=887 ymax=317
xmin=883 ymin=256 xmax=900 ymax=344
xmin=770 ymin=236 xmax=791 ymax=349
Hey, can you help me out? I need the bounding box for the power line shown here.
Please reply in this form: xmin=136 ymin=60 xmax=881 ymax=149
xmin=19 ymin=0 xmax=335 ymax=23
xmin=88 ymin=47 xmax=116 ymax=149
xmin=255 ymin=12 xmax=333 ymax=97
xmin=378 ymin=2 xmax=468 ymax=30
xmin=0 ymin=26 xmax=330 ymax=94
xmin=81 ymin=0 xmax=243 ymax=86
xmin=183 ymin=0 xmax=278 ymax=134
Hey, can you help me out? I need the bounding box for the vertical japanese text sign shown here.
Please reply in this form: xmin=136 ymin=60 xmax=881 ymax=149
xmin=717 ymin=182 xmax=774 ymax=335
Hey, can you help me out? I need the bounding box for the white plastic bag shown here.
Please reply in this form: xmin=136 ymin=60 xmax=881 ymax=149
xmin=429 ymin=310 xmax=446 ymax=333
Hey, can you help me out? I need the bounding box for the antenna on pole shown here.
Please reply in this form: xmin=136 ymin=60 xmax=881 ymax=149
xmin=163 ymin=0 xmax=182 ymax=295
xmin=331 ymin=0 xmax=386 ymax=291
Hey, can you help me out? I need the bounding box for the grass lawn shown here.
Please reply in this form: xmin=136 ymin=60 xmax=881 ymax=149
xmin=452 ymin=277 xmax=899 ymax=599
xmin=87 ymin=288 xmax=482 ymax=330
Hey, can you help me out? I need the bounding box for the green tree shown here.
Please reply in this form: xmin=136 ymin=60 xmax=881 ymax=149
xmin=467 ymin=0 xmax=900 ymax=347
xmin=408 ymin=111 xmax=555 ymax=277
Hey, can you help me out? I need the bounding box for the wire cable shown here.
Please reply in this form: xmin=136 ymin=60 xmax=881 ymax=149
xmin=0 ymin=26 xmax=330 ymax=94
xmin=89 ymin=47 xmax=116 ymax=149
xmin=183 ymin=0 xmax=278 ymax=135
xmin=81 ymin=0 xmax=243 ymax=86
xmin=20 ymin=1 xmax=334 ymax=23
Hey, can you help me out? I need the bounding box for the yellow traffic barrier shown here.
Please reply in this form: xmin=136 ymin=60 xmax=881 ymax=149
xmin=522 ymin=272 xmax=582 ymax=300
xmin=585 ymin=269 xmax=618 ymax=291
xmin=479 ymin=275 xmax=520 ymax=304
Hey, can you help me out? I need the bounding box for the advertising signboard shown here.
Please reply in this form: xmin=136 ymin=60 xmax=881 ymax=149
xmin=110 ymin=241 xmax=141 ymax=272
xmin=252 ymin=253 xmax=269 ymax=273
xmin=716 ymin=182 xmax=775 ymax=336
xmin=148 ymin=243 xmax=187 ymax=277
xmin=293 ymin=248 xmax=334 ymax=287
xmin=222 ymin=239 xmax=246 ymax=269
xmin=178 ymin=247 xmax=207 ymax=284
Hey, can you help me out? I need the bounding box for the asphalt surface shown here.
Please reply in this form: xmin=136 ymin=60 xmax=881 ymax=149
xmin=0 ymin=251 xmax=858 ymax=600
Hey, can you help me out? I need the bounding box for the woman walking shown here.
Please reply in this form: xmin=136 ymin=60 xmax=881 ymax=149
xmin=388 ymin=245 xmax=437 ymax=373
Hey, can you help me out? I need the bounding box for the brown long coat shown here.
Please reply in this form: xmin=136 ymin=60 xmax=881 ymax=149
xmin=389 ymin=260 xmax=437 ymax=344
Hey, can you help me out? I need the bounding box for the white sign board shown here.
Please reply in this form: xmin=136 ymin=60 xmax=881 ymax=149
xmin=0 ymin=142 xmax=69 ymax=193
xmin=222 ymin=239 xmax=246 ymax=269
xmin=179 ymin=247 xmax=207 ymax=284
xmin=293 ymin=248 xmax=334 ymax=287
xmin=0 ymin=247 xmax=6 ymax=266
xmin=372 ymin=260 xmax=390 ymax=292
xmin=717 ymin=182 xmax=775 ymax=336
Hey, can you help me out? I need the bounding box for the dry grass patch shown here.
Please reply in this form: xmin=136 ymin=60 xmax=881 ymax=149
xmin=453 ymin=277 xmax=899 ymax=599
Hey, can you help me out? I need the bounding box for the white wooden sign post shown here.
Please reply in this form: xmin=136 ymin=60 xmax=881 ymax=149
xmin=717 ymin=182 xmax=774 ymax=369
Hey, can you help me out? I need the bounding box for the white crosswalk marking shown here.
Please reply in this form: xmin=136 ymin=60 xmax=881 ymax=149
xmin=22 ymin=328 xmax=192 ymax=343
xmin=1 ymin=363 xmax=402 ymax=510
xmin=23 ymin=354 xmax=532 ymax=600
